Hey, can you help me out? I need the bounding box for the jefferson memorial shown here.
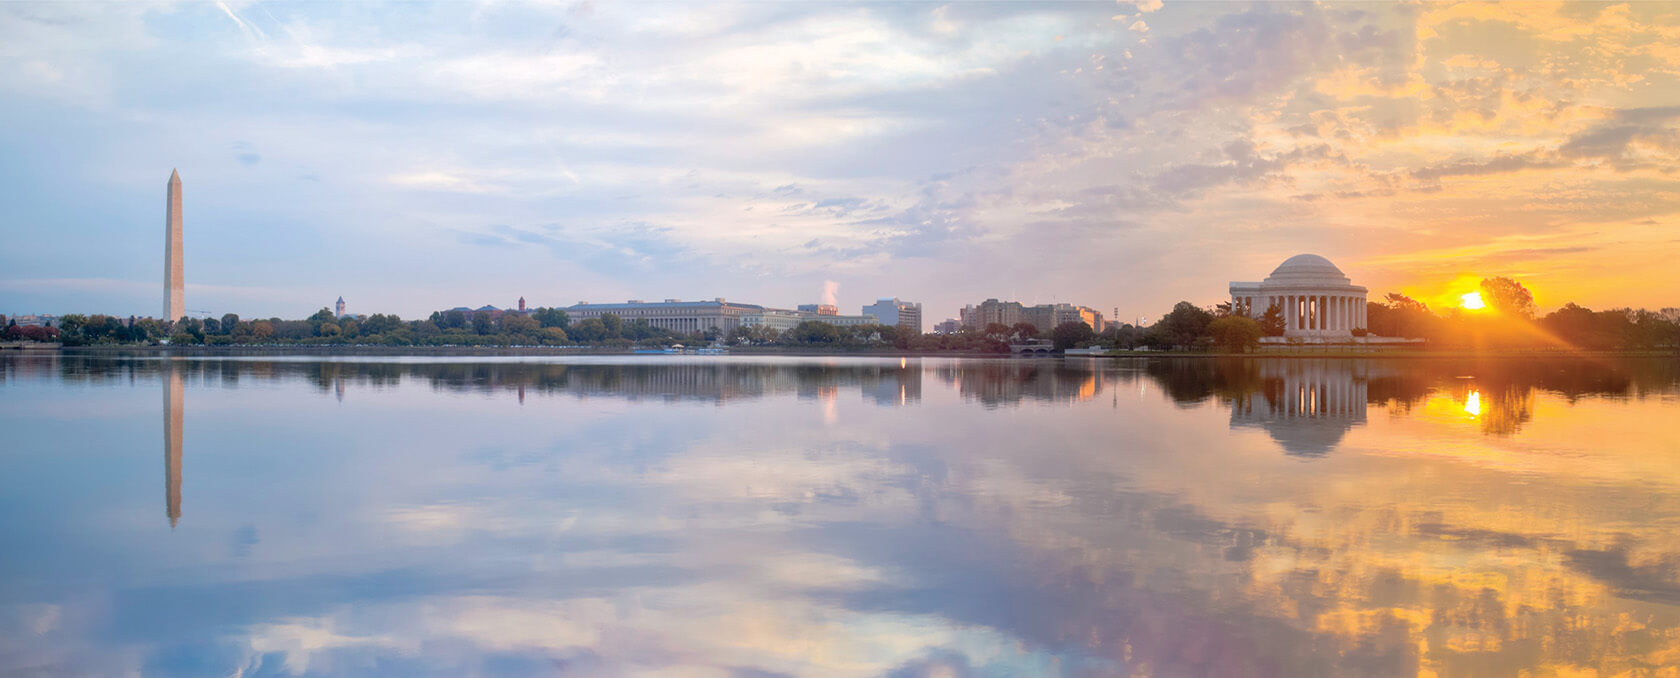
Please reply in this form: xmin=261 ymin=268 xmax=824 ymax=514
xmin=1230 ymin=254 xmax=1368 ymax=341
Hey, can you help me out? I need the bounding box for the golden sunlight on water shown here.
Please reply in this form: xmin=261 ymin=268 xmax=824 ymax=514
xmin=3 ymin=355 xmax=1680 ymax=676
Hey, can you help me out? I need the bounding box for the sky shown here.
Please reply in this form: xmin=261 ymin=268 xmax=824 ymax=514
xmin=2 ymin=1 xmax=1678 ymax=323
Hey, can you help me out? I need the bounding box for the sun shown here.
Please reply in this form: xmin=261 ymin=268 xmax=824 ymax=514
xmin=1460 ymin=291 xmax=1486 ymax=310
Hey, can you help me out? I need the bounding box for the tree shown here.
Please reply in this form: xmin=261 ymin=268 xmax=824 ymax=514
xmin=472 ymin=311 xmax=494 ymax=335
xmin=319 ymin=322 xmax=342 ymax=337
xmin=785 ymin=321 xmax=841 ymax=344
xmin=442 ymin=310 xmax=467 ymax=330
xmin=58 ymin=314 xmax=87 ymax=336
xmin=1156 ymin=301 xmax=1214 ymax=349
xmin=533 ymin=307 xmax=569 ymax=329
xmin=361 ymin=313 xmax=402 ymax=335
xmin=221 ymin=313 xmax=240 ymax=335
xmin=501 ymin=313 xmax=539 ymax=335
xmin=1480 ymin=277 xmax=1536 ymax=318
xmin=1010 ymin=322 xmax=1040 ymax=340
xmin=1051 ymin=321 xmax=1096 ymax=350
xmin=599 ymin=313 xmax=623 ymax=339
xmin=202 ymin=317 xmax=221 ymax=335
xmin=1208 ymin=316 xmax=1263 ymax=353
xmin=133 ymin=318 xmax=163 ymax=341
xmin=251 ymin=321 xmax=274 ymax=340
xmin=1368 ymin=293 xmax=1437 ymax=339
xmin=1384 ymin=293 xmax=1428 ymax=313
xmin=624 ymin=317 xmax=656 ymax=340
xmin=1259 ymin=304 xmax=1285 ymax=336
xmin=540 ymin=327 xmax=569 ymax=344
xmin=308 ymin=307 xmax=336 ymax=327
xmin=570 ymin=318 xmax=608 ymax=342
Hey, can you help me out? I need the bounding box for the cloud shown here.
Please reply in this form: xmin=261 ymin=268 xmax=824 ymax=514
xmin=1408 ymin=152 xmax=1564 ymax=181
xmin=1132 ymin=0 xmax=1164 ymax=13
xmin=1153 ymin=142 xmax=1341 ymax=195
xmin=3 ymin=0 xmax=1680 ymax=320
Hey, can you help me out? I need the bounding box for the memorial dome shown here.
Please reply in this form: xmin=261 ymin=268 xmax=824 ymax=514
xmin=1266 ymin=254 xmax=1349 ymax=285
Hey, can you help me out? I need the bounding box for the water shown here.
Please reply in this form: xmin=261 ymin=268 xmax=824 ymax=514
xmin=2 ymin=354 xmax=1679 ymax=677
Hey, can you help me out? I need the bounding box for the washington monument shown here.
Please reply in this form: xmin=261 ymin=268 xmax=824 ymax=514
xmin=163 ymin=169 xmax=183 ymax=321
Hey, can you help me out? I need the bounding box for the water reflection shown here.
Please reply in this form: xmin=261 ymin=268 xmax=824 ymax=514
xmin=1229 ymin=360 xmax=1370 ymax=456
xmin=164 ymin=361 xmax=183 ymax=527
xmin=2 ymin=354 xmax=1679 ymax=676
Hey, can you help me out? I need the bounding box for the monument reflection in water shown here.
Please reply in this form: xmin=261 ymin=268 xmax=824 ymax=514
xmin=1228 ymin=360 xmax=1371 ymax=457
xmin=164 ymin=361 xmax=183 ymax=527
xmin=2 ymin=354 xmax=1679 ymax=677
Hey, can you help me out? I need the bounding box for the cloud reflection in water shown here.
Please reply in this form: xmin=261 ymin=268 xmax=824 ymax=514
xmin=1 ymin=355 xmax=1678 ymax=676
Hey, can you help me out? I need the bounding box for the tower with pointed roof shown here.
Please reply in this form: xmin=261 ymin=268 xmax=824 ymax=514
xmin=336 ymin=296 xmax=346 ymax=317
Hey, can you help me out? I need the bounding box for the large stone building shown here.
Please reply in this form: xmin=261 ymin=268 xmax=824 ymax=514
xmin=565 ymin=299 xmax=764 ymax=334
xmin=861 ymin=298 xmax=923 ymax=334
xmin=959 ymin=299 xmax=1104 ymax=333
xmin=1229 ymin=254 xmax=1368 ymax=341
xmin=960 ymin=299 xmax=1023 ymax=329
xmin=563 ymin=298 xmax=884 ymax=335
xmin=741 ymin=308 xmax=879 ymax=331
xmin=1022 ymin=303 xmax=1104 ymax=335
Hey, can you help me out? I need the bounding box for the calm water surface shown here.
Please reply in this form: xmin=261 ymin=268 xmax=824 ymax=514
xmin=2 ymin=354 xmax=1679 ymax=677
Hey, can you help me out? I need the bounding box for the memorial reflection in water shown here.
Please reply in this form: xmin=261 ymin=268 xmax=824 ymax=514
xmin=1 ymin=354 xmax=1679 ymax=676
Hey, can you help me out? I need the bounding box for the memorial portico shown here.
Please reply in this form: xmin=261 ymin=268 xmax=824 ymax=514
xmin=1229 ymin=254 xmax=1368 ymax=341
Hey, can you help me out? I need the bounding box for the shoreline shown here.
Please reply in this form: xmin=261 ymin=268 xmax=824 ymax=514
xmin=21 ymin=344 xmax=1680 ymax=360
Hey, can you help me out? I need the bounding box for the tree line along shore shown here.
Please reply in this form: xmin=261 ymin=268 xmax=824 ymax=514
xmin=8 ymin=277 xmax=1679 ymax=354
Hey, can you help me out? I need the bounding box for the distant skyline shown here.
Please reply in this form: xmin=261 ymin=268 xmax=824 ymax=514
xmin=2 ymin=1 xmax=1677 ymax=321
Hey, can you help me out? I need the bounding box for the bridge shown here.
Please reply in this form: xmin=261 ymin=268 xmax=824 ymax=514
xmin=1009 ymin=339 xmax=1055 ymax=357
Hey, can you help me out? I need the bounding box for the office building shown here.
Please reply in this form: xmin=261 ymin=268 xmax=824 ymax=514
xmin=861 ymin=298 xmax=922 ymax=334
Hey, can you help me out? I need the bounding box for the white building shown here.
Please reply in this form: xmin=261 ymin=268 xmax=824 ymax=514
xmin=861 ymin=298 xmax=923 ymax=334
xmin=741 ymin=309 xmax=879 ymax=331
xmin=1230 ymin=254 xmax=1367 ymax=341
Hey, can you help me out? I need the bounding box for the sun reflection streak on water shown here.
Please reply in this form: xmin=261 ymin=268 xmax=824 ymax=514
xmin=6 ymin=355 xmax=1680 ymax=676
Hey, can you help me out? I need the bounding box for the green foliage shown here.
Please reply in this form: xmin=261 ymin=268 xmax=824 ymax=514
xmin=532 ymin=307 xmax=569 ymax=329
xmin=1207 ymin=316 xmax=1263 ymax=353
xmin=784 ymin=321 xmax=842 ymax=344
xmin=1259 ymin=304 xmax=1285 ymax=336
xmin=1050 ymin=321 xmax=1096 ymax=350
xmin=570 ymin=318 xmax=608 ymax=342
xmin=599 ymin=313 xmax=623 ymax=339
xmin=501 ymin=313 xmax=539 ymax=335
xmin=1155 ymin=302 xmax=1214 ymax=349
